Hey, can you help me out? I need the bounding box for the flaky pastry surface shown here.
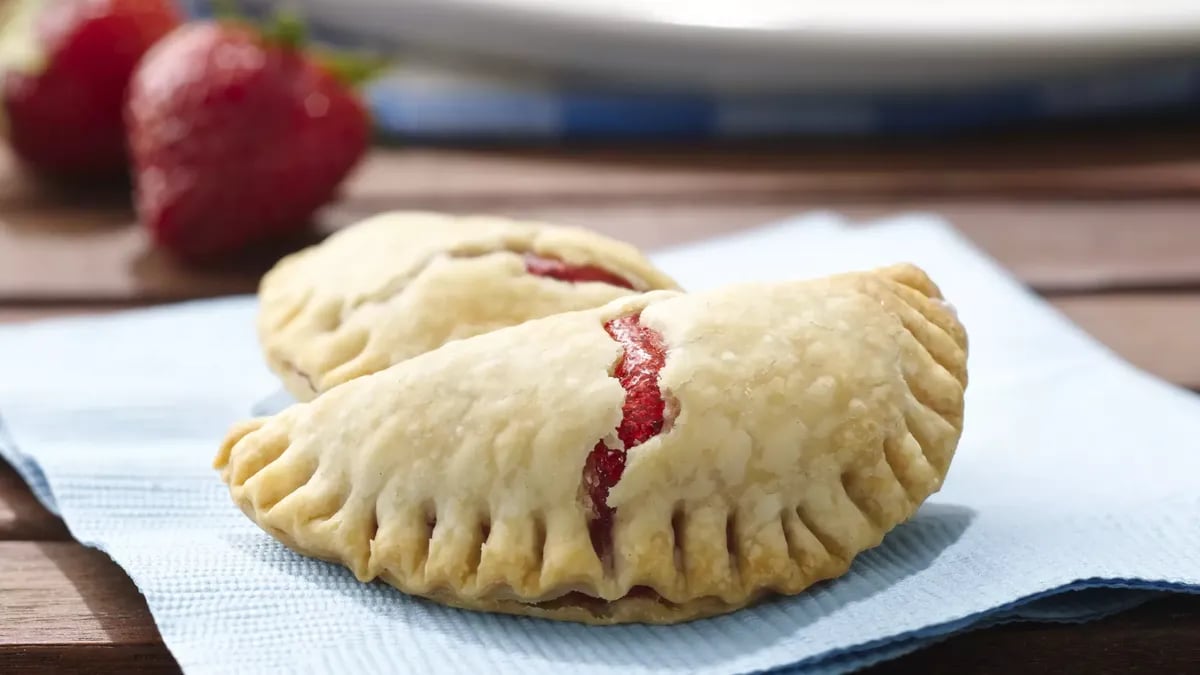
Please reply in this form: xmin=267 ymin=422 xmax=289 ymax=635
xmin=219 ymin=264 xmax=968 ymax=624
xmin=258 ymin=211 xmax=679 ymax=400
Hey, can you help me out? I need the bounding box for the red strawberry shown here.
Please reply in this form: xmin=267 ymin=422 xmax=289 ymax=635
xmin=1 ymin=0 xmax=181 ymax=177
xmin=125 ymin=19 xmax=371 ymax=261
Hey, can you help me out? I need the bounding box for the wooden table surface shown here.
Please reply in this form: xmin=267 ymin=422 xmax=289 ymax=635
xmin=2 ymin=122 xmax=1200 ymax=674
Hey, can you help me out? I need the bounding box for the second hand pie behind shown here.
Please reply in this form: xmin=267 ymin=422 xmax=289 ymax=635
xmin=216 ymin=263 xmax=968 ymax=625
xmin=257 ymin=211 xmax=681 ymax=401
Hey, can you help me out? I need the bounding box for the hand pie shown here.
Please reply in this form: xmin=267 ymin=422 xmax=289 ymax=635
xmin=218 ymin=263 xmax=968 ymax=624
xmin=258 ymin=211 xmax=680 ymax=400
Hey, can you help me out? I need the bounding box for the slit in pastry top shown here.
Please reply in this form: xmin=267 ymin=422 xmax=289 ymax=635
xmin=524 ymin=253 xmax=636 ymax=290
xmin=584 ymin=313 xmax=668 ymax=558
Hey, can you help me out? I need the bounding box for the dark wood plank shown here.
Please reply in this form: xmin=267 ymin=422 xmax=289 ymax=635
xmin=0 ymin=540 xmax=1196 ymax=675
xmin=837 ymin=202 xmax=1200 ymax=293
xmin=0 ymin=461 xmax=67 ymax=541
xmin=0 ymin=542 xmax=179 ymax=670
xmin=2 ymin=644 xmax=179 ymax=675
xmin=6 ymin=126 xmax=1200 ymax=302
xmin=7 ymin=124 xmax=1200 ymax=213
xmin=343 ymin=144 xmax=1200 ymax=207
xmin=0 ymin=306 xmax=115 ymax=324
xmin=1054 ymin=294 xmax=1200 ymax=390
xmin=0 ymin=206 xmax=266 ymax=302
xmin=494 ymin=202 xmax=1200 ymax=293
xmin=4 ymin=197 xmax=1200 ymax=302
xmin=866 ymin=595 xmax=1200 ymax=675
xmin=0 ymin=542 xmax=162 ymax=646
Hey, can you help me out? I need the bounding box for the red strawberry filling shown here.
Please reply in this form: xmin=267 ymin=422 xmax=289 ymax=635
xmin=583 ymin=314 xmax=667 ymax=556
xmin=524 ymin=253 xmax=635 ymax=290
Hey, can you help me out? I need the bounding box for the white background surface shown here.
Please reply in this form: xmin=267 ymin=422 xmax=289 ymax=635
xmin=286 ymin=0 xmax=1200 ymax=91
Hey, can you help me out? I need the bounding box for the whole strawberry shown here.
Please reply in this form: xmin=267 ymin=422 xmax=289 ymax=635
xmin=126 ymin=19 xmax=371 ymax=261
xmin=1 ymin=0 xmax=181 ymax=177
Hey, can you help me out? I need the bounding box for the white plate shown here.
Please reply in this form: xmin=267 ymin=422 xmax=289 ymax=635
xmin=293 ymin=0 xmax=1200 ymax=92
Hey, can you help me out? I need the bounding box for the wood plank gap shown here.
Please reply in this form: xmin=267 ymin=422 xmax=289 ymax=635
xmin=340 ymin=182 xmax=1200 ymax=211
xmin=0 ymin=304 xmax=135 ymax=325
xmin=0 ymin=644 xmax=179 ymax=675
xmin=0 ymin=299 xmax=149 ymax=309
xmin=1042 ymin=283 xmax=1200 ymax=297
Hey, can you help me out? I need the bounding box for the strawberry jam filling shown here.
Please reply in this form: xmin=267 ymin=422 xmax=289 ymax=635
xmin=524 ymin=253 xmax=635 ymax=289
xmin=583 ymin=313 xmax=667 ymax=556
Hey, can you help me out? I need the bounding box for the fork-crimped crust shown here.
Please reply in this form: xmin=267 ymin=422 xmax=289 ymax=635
xmin=218 ymin=264 xmax=968 ymax=624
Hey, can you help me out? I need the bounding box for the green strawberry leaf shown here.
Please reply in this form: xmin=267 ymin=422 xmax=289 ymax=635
xmin=213 ymin=3 xmax=391 ymax=89
xmin=211 ymin=0 xmax=244 ymax=20
xmin=260 ymin=10 xmax=391 ymax=88
xmin=262 ymin=10 xmax=307 ymax=50
xmin=311 ymin=47 xmax=392 ymax=88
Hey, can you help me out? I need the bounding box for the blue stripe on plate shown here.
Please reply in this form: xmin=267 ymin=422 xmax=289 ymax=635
xmin=559 ymin=93 xmax=714 ymax=138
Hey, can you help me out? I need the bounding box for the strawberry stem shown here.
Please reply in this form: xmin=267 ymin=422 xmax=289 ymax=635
xmin=312 ymin=48 xmax=392 ymax=88
xmin=211 ymin=0 xmax=241 ymax=20
xmin=207 ymin=3 xmax=389 ymax=87
xmin=264 ymin=11 xmax=307 ymax=50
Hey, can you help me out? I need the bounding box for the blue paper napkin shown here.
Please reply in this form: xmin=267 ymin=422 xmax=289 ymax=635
xmin=2 ymin=214 xmax=1198 ymax=674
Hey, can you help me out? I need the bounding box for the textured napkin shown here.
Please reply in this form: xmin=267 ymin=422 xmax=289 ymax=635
xmin=2 ymin=214 xmax=1199 ymax=674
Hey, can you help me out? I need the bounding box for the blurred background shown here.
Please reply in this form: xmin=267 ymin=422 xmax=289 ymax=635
xmin=0 ymin=0 xmax=1198 ymax=372
xmin=195 ymin=0 xmax=1200 ymax=141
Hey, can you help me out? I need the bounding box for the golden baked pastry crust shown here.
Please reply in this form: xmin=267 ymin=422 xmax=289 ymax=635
xmin=218 ymin=263 xmax=968 ymax=624
xmin=258 ymin=211 xmax=680 ymax=400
